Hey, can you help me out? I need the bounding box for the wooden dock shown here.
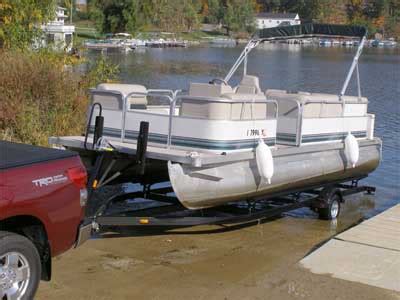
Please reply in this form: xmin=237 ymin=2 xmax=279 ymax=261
xmin=300 ymin=204 xmax=400 ymax=292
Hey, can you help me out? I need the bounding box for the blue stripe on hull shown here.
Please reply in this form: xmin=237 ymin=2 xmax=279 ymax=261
xmin=90 ymin=127 xmax=276 ymax=150
xmin=90 ymin=127 xmax=367 ymax=150
xmin=277 ymin=131 xmax=367 ymax=143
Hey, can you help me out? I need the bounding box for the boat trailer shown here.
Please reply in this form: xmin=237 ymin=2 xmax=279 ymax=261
xmin=88 ymin=180 xmax=375 ymax=231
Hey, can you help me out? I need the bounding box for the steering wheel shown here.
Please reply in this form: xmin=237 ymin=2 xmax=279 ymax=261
xmin=209 ymin=78 xmax=228 ymax=85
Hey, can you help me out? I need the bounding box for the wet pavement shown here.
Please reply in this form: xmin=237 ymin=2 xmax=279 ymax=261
xmin=37 ymin=195 xmax=399 ymax=300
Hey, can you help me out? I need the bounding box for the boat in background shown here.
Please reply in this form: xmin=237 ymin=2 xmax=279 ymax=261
xmin=342 ymin=40 xmax=354 ymax=46
xmin=371 ymin=38 xmax=397 ymax=47
xmin=319 ymin=39 xmax=332 ymax=46
xmin=84 ymin=33 xmax=136 ymax=51
xmin=210 ymin=38 xmax=237 ymax=47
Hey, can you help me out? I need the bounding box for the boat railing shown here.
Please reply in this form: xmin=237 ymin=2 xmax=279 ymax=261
xmin=90 ymin=88 xmax=278 ymax=149
xmin=123 ymin=89 xmax=181 ymax=148
xmin=176 ymin=95 xmax=278 ymax=147
xmin=89 ymin=88 xmax=177 ymax=147
xmin=273 ymin=97 xmax=370 ymax=146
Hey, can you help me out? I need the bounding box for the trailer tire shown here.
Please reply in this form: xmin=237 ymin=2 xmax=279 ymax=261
xmin=0 ymin=231 xmax=41 ymax=300
xmin=318 ymin=193 xmax=341 ymax=220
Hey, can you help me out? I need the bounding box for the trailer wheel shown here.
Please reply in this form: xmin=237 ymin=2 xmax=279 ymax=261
xmin=318 ymin=193 xmax=341 ymax=220
xmin=0 ymin=231 xmax=41 ymax=300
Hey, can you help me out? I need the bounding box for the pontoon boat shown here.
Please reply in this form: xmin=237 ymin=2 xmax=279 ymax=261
xmin=51 ymin=24 xmax=381 ymax=210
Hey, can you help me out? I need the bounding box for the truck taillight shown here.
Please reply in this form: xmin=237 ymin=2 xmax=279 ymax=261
xmin=67 ymin=167 xmax=88 ymax=189
xmin=80 ymin=188 xmax=88 ymax=207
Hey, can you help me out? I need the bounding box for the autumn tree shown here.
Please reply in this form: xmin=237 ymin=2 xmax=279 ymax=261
xmin=0 ymin=0 xmax=56 ymax=49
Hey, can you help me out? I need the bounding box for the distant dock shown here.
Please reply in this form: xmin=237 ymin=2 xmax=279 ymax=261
xmin=301 ymin=204 xmax=400 ymax=292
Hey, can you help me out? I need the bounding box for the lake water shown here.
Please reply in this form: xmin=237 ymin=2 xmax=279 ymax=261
xmin=86 ymin=44 xmax=399 ymax=219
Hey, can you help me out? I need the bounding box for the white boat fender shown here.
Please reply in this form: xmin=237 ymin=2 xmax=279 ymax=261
xmin=344 ymin=132 xmax=359 ymax=168
xmin=256 ymin=138 xmax=274 ymax=184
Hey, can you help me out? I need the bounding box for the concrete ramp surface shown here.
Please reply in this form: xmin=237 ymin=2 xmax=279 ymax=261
xmin=300 ymin=204 xmax=400 ymax=292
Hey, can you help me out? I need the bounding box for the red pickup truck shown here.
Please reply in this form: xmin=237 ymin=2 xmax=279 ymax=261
xmin=0 ymin=141 xmax=91 ymax=300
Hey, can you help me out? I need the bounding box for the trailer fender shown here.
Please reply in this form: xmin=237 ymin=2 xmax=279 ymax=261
xmin=311 ymin=187 xmax=343 ymax=210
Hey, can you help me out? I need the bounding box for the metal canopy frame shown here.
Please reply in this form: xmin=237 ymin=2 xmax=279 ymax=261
xmin=224 ymin=24 xmax=368 ymax=103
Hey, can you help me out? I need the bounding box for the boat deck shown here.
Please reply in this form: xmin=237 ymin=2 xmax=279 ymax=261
xmin=49 ymin=136 xmax=381 ymax=167
xmin=301 ymin=204 xmax=400 ymax=292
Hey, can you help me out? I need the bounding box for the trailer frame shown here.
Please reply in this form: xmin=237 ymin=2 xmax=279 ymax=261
xmin=89 ymin=178 xmax=375 ymax=230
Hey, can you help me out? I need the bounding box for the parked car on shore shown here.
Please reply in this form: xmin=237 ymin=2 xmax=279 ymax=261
xmin=0 ymin=141 xmax=92 ymax=300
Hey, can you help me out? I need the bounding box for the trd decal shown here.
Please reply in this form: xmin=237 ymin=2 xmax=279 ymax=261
xmin=32 ymin=175 xmax=68 ymax=187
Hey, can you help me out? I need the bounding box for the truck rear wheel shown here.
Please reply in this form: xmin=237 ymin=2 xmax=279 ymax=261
xmin=318 ymin=193 xmax=341 ymax=220
xmin=0 ymin=231 xmax=41 ymax=300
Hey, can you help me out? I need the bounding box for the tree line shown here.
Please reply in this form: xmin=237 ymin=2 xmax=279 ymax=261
xmin=0 ymin=0 xmax=399 ymax=49
xmin=86 ymin=0 xmax=256 ymax=35
xmin=84 ymin=0 xmax=399 ymax=38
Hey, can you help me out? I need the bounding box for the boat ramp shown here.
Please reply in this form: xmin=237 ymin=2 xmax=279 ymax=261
xmin=301 ymin=204 xmax=400 ymax=292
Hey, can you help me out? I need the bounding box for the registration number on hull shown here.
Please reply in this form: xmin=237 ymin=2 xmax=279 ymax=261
xmin=247 ymin=129 xmax=267 ymax=137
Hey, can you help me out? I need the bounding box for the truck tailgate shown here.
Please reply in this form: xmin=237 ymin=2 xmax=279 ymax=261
xmin=0 ymin=140 xmax=77 ymax=170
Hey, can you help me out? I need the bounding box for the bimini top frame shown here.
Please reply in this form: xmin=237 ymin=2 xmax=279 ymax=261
xmin=224 ymin=23 xmax=368 ymax=102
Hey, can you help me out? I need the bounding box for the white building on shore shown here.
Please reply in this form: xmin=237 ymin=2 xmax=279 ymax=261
xmin=41 ymin=6 xmax=75 ymax=52
xmin=255 ymin=13 xmax=300 ymax=29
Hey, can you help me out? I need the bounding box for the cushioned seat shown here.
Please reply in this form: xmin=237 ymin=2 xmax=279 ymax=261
xmin=97 ymin=83 xmax=148 ymax=109
xmin=182 ymin=79 xmax=268 ymax=120
xmin=235 ymin=75 xmax=263 ymax=94
xmin=182 ymin=78 xmax=270 ymax=120
xmin=189 ymin=83 xmax=233 ymax=97
xmin=266 ymin=89 xmax=368 ymax=104
xmin=266 ymin=89 xmax=367 ymax=118
xmin=221 ymin=93 xmax=266 ymax=101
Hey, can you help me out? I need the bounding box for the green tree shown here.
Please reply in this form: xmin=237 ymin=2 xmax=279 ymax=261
xmin=286 ymin=0 xmax=324 ymax=21
xmin=207 ymin=0 xmax=224 ymax=24
xmin=88 ymin=0 xmax=105 ymax=32
xmin=123 ymin=0 xmax=140 ymax=33
xmin=0 ymin=0 xmax=56 ymax=49
xmin=363 ymin=0 xmax=387 ymax=19
xmin=183 ymin=0 xmax=202 ymax=31
xmin=262 ymin=0 xmax=282 ymax=13
xmin=223 ymin=0 xmax=255 ymax=35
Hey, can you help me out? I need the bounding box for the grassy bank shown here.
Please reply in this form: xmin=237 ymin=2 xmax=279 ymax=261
xmin=0 ymin=50 xmax=118 ymax=146
xmin=73 ymin=22 xmax=230 ymax=44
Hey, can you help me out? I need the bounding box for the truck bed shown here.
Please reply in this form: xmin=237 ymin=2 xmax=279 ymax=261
xmin=0 ymin=140 xmax=77 ymax=170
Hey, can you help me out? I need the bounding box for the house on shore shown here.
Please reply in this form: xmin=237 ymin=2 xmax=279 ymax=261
xmin=41 ymin=6 xmax=75 ymax=52
xmin=255 ymin=13 xmax=301 ymax=29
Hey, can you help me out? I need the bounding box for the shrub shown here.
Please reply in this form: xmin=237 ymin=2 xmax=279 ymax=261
xmin=0 ymin=50 xmax=118 ymax=146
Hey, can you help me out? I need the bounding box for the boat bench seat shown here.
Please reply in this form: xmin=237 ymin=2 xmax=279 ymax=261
xmin=180 ymin=100 xmax=269 ymax=120
xmin=96 ymin=83 xmax=148 ymax=109
xmin=182 ymin=81 xmax=269 ymax=120
xmin=189 ymin=83 xmax=234 ymax=97
xmin=266 ymin=89 xmax=368 ymax=118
